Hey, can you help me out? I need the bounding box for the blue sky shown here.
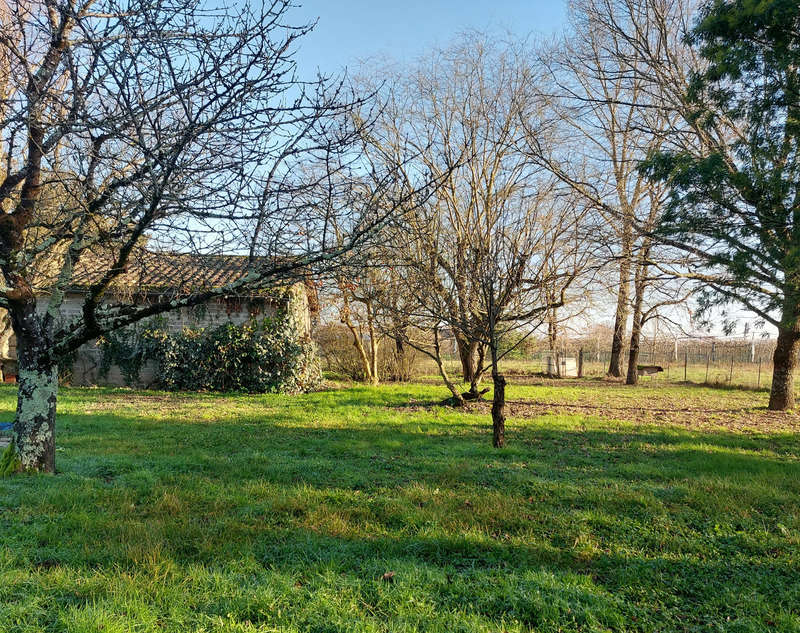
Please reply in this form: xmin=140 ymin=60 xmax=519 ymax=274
xmin=289 ymin=0 xmax=569 ymax=77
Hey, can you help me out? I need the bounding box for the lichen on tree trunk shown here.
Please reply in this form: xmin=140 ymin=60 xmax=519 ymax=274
xmin=4 ymin=362 xmax=58 ymax=474
xmin=1 ymin=299 xmax=60 ymax=475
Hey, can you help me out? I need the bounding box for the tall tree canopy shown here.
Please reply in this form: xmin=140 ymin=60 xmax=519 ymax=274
xmin=646 ymin=0 xmax=800 ymax=409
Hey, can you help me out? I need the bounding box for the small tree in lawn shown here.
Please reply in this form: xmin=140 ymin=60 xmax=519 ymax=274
xmin=475 ymin=196 xmax=589 ymax=447
xmin=353 ymin=36 xmax=593 ymax=425
xmin=356 ymin=35 xmax=545 ymax=398
xmin=644 ymin=0 xmax=800 ymax=409
xmin=0 ymin=0 xmax=421 ymax=474
xmin=387 ymin=174 xmax=590 ymax=442
xmin=332 ymin=269 xmax=382 ymax=386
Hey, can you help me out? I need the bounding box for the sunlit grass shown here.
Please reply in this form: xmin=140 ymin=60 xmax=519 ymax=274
xmin=0 ymin=381 xmax=798 ymax=632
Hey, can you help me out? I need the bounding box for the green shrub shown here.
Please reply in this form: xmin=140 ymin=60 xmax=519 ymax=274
xmin=99 ymin=315 xmax=321 ymax=394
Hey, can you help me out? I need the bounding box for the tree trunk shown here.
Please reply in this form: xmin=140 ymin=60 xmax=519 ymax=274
xmin=456 ymin=336 xmax=477 ymax=384
xmin=429 ymin=326 xmax=463 ymax=405
xmin=366 ymin=302 xmax=379 ymax=386
xmin=491 ymin=371 xmax=506 ymax=448
xmin=548 ymin=308 xmax=560 ymax=377
xmin=625 ymin=269 xmax=647 ymax=386
xmin=6 ymin=336 xmax=58 ymax=474
xmin=488 ymin=314 xmax=505 ymax=447
xmin=608 ymin=234 xmax=633 ymax=378
xmin=340 ymin=297 xmax=375 ymax=384
xmin=393 ymin=336 xmax=408 ymax=381
xmin=625 ymin=318 xmax=642 ymax=385
xmin=466 ymin=343 xmax=486 ymax=397
xmin=769 ymin=323 xmax=800 ymax=410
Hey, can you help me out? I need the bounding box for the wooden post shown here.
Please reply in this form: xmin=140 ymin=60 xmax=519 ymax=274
xmin=684 ymin=350 xmax=688 ymax=382
xmin=578 ymin=347 xmax=584 ymax=378
xmin=757 ymin=357 xmax=762 ymax=389
xmin=728 ymin=352 xmax=734 ymax=384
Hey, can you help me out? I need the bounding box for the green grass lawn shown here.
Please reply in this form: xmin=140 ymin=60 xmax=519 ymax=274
xmin=1 ymin=381 xmax=799 ymax=632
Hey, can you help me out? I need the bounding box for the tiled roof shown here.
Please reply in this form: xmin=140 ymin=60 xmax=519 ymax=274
xmin=66 ymin=250 xmax=274 ymax=297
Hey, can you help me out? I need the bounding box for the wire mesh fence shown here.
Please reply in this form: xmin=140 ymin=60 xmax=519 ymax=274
xmin=525 ymin=338 xmax=777 ymax=390
xmin=434 ymin=335 xmax=781 ymax=391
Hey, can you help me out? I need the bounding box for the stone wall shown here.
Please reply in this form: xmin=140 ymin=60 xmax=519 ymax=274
xmin=0 ymin=283 xmax=312 ymax=387
xmin=66 ymin=296 xmax=280 ymax=387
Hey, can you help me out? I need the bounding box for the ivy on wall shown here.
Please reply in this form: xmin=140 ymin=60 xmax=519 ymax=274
xmin=98 ymin=314 xmax=321 ymax=394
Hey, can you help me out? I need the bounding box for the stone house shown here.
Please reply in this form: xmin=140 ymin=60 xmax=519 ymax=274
xmin=0 ymin=251 xmax=317 ymax=386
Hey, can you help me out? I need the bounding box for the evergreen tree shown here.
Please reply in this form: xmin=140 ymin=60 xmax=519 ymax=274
xmin=647 ymin=0 xmax=800 ymax=409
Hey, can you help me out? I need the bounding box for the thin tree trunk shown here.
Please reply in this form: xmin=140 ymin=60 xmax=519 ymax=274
xmin=548 ymin=307 xmax=560 ymax=377
xmin=626 ymin=263 xmax=647 ymax=386
xmin=434 ymin=328 xmax=464 ymax=405
xmin=340 ymin=296 xmax=375 ymax=384
xmin=769 ymin=321 xmax=800 ymax=410
xmin=491 ymin=370 xmax=506 ymax=448
xmin=366 ymin=301 xmax=379 ymax=386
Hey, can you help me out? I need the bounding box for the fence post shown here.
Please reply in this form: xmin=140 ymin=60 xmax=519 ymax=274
xmin=578 ymin=347 xmax=584 ymax=378
xmin=728 ymin=353 xmax=734 ymax=384
xmin=684 ymin=350 xmax=688 ymax=382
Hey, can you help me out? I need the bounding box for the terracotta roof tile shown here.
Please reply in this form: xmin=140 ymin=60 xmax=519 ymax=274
xmin=67 ymin=250 xmax=268 ymax=296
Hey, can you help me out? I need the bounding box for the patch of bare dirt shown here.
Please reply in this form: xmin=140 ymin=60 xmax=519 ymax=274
xmin=79 ymin=392 xmax=202 ymax=414
xmin=463 ymin=399 xmax=800 ymax=434
xmin=407 ymin=375 xmax=800 ymax=433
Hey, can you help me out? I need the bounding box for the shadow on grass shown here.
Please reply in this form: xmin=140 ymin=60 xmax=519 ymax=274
xmin=1 ymin=394 xmax=799 ymax=631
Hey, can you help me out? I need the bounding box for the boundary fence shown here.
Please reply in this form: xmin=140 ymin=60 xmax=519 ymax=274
xmin=437 ymin=335 xmax=782 ymax=390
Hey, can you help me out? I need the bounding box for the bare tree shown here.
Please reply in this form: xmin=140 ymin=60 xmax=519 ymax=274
xmin=525 ymin=0 xmax=694 ymax=379
xmin=370 ymin=43 xmax=593 ymax=443
xmin=0 ymin=0 xmax=425 ymax=473
xmin=624 ymin=193 xmax=695 ymax=385
xmin=331 ymin=267 xmax=381 ymax=385
xmin=361 ymin=35 xmax=562 ymax=399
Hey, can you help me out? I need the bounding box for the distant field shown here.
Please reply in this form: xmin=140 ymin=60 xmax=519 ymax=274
xmin=1 ymin=379 xmax=799 ymax=632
